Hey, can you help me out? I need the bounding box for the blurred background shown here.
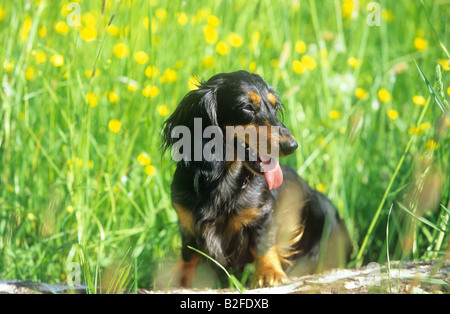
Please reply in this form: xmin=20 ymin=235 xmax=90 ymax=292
xmin=0 ymin=0 xmax=449 ymax=292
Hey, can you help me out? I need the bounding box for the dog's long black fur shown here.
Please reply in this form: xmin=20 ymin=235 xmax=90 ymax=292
xmin=162 ymin=71 xmax=352 ymax=287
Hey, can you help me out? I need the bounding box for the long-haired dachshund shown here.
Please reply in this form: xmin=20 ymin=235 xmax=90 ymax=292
xmin=162 ymin=70 xmax=351 ymax=287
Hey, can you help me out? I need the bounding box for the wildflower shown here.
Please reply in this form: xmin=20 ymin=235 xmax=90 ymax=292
xmin=142 ymin=85 xmax=159 ymax=98
xmin=127 ymin=82 xmax=139 ymax=92
xmin=216 ymin=41 xmax=230 ymax=56
xmin=155 ymin=8 xmax=167 ymax=22
xmin=227 ymin=33 xmax=243 ymax=47
xmin=19 ymin=17 xmax=32 ymax=42
xmin=137 ymin=153 xmax=151 ymax=166
xmin=414 ymin=37 xmax=427 ymax=51
xmin=107 ymin=24 xmax=120 ymax=36
xmin=108 ymin=119 xmax=121 ymax=133
xmin=348 ymin=57 xmax=359 ymax=68
xmin=413 ymin=95 xmax=426 ymax=106
xmin=25 ymin=66 xmax=35 ymax=80
xmin=160 ymin=69 xmax=177 ymax=83
xmin=448 ymin=86 xmax=450 ymax=96
xmin=207 ymin=15 xmax=220 ymax=27
xmin=113 ymin=43 xmax=129 ymax=59
xmin=55 ymin=21 xmax=69 ymax=35
xmin=329 ymin=110 xmax=342 ymax=119
xmin=382 ymin=9 xmax=394 ymax=22
xmin=108 ymin=91 xmax=120 ymax=103
xmin=295 ymin=40 xmax=306 ymax=54
xmin=84 ymin=69 xmax=100 ymax=79
xmin=188 ymin=76 xmax=200 ymax=90
xmin=3 ymin=60 xmax=14 ymax=73
xmin=38 ymin=26 xmax=47 ymax=38
xmin=177 ymin=12 xmax=188 ymax=25
xmin=292 ymin=60 xmax=307 ymax=74
xmin=86 ymin=92 xmax=99 ymax=107
xmin=387 ymin=109 xmax=399 ymax=120
xmin=0 ymin=6 xmax=5 ymax=21
xmin=50 ymin=54 xmax=64 ymax=67
xmin=425 ymin=139 xmax=439 ymax=150
xmin=249 ymin=61 xmax=256 ymax=72
xmin=35 ymin=50 xmax=46 ymax=64
xmin=145 ymin=165 xmax=156 ymax=176
xmin=301 ymin=55 xmax=317 ymax=70
xmin=316 ymin=183 xmax=326 ymax=192
xmin=134 ymin=51 xmax=149 ymax=64
xmin=378 ymin=88 xmax=391 ymax=103
xmin=419 ymin=121 xmax=431 ymax=131
xmin=66 ymin=206 xmax=74 ymax=214
xmin=438 ymin=59 xmax=450 ymax=71
xmin=203 ymin=25 xmax=218 ymax=44
xmin=157 ymin=105 xmax=170 ymax=117
xmin=199 ymin=57 xmax=213 ymax=70
xmin=145 ymin=65 xmax=159 ymax=78
xmin=80 ymin=25 xmax=98 ymax=42
xmin=355 ymin=87 xmax=368 ymax=100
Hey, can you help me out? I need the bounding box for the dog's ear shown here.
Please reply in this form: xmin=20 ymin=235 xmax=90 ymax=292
xmin=161 ymin=84 xmax=219 ymax=154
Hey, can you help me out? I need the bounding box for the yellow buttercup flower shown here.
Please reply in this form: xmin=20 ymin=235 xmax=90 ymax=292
xmin=413 ymin=95 xmax=426 ymax=106
xmin=301 ymin=55 xmax=317 ymax=70
xmin=160 ymin=69 xmax=177 ymax=83
xmin=35 ymin=50 xmax=46 ymax=64
xmin=145 ymin=165 xmax=156 ymax=176
xmin=145 ymin=65 xmax=159 ymax=78
xmin=177 ymin=12 xmax=188 ymax=25
xmin=0 ymin=6 xmax=6 ymax=21
xmin=134 ymin=51 xmax=149 ymax=64
xmin=387 ymin=109 xmax=399 ymax=120
xmin=227 ymin=33 xmax=243 ymax=47
xmin=295 ymin=40 xmax=306 ymax=54
xmin=25 ymin=66 xmax=35 ymax=81
xmin=329 ymin=110 xmax=342 ymax=119
xmin=207 ymin=15 xmax=220 ymax=27
xmin=19 ymin=17 xmax=32 ymax=43
xmin=157 ymin=105 xmax=170 ymax=117
xmin=108 ymin=91 xmax=120 ymax=103
xmin=203 ymin=25 xmax=218 ymax=44
xmin=249 ymin=61 xmax=256 ymax=72
xmin=142 ymin=85 xmax=159 ymax=98
xmin=108 ymin=119 xmax=121 ymax=133
xmin=425 ymin=139 xmax=439 ymax=150
xmin=316 ymin=183 xmax=326 ymax=193
xmin=55 ymin=21 xmax=69 ymax=35
xmin=155 ymin=8 xmax=167 ymax=22
xmin=414 ymin=37 xmax=427 ymax=51
xmin=348 ymin=57 xmax=359 ymax=68
xmin=137 ymin=153 xmax=151 ymax=166
xmin=113 ymin=43 xmax=129 ymax=59
xmin=203 ymin=55 xmax=215 ymax=69
xmin=355 ymin=87 xmax=368 ymax=100
xmin=378 ymin=88 xmax=391 ymax=103
xmin=86 ymin=92 xmax=100 ymax=107
xmin=80 ymin=25 xmax=97 ymax=42
xmin=216 ymin=41 xmax=230 ymax=56
xmin=66 ymin=206 xmax=74 ymax=214
xmin=189 ymin=76 xmax=200 ymax=90
xmin=38 ymin=26 xmax=47 ymax=38
xmin=292 ymin=60 xmax=307 ymax=74
xmin=3 ymin=60 xmax=14 ymax=73
xmin=438 ymin=59 xmax=450 ymax=71
xmin=107 ymin=24 xmax=120 ymax=36
xmin=50 ymin=54 xmax=64 ymax=67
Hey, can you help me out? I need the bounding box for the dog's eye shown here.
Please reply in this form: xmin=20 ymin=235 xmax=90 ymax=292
xmin=243 ymin=104 xmax=255 ymax=112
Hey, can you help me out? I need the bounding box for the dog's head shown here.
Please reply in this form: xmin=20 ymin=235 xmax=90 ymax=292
xmin=162 ymin=70 xmax=298 ymax=189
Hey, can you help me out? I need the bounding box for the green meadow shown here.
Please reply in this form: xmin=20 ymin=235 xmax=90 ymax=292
xmin=0 ymin=0 xmax=449 ymax=292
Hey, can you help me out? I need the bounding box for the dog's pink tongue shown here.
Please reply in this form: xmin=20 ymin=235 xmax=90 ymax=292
xmin=263 ymin=159 xmax=283 ymax=190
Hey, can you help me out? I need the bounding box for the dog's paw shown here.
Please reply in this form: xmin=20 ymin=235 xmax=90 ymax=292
xmin=253 ymin=267 xmax=288 ymax=287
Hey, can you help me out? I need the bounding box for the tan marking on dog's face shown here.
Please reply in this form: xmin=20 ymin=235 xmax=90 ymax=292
xmin=267 ymin=92 xmax=277 ymax=107
xmin=249 ymin=91 xmax=261 ymax=106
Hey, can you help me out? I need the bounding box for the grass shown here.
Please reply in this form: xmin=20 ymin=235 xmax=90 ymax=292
xmin=0 ymin=0 xmax=449 ymax=292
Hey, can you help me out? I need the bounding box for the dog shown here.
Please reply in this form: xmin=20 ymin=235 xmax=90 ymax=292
xmin=162 ymin=70 xmax=351 ymax=287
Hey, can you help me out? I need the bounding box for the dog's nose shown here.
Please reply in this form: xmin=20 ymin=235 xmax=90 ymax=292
xmin=280 ymin=138 xmax=298 ymax=156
